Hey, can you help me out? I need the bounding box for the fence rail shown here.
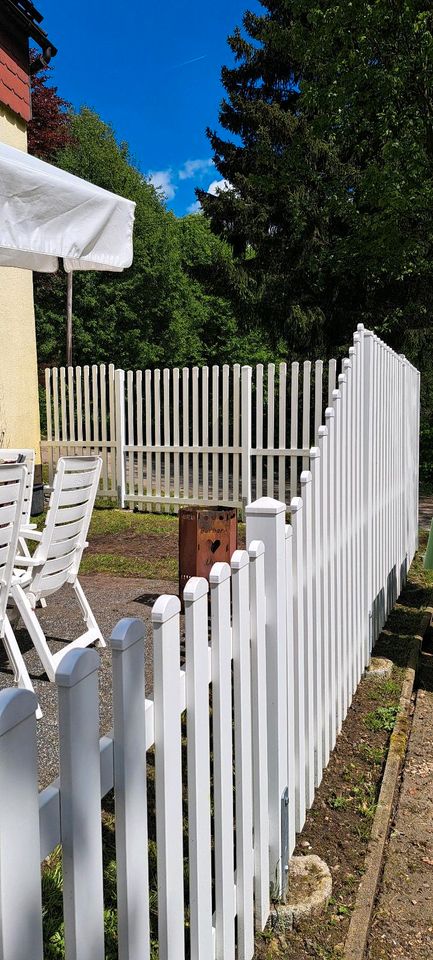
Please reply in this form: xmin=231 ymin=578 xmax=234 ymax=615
xmin=42 ymin=356 xmax=340 ymax=510
xmin=2 ymin=325 xmax=420 ymax=959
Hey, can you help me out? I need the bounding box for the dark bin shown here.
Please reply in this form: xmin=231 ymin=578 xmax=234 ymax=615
xmin=30 ymin=482 xmax=44 ymax=516
xmin=31 ymin=463 xmax=44 ymax=516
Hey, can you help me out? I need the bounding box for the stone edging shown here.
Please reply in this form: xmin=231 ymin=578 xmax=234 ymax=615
xmin=343 ymin=610 xmax=432 ymax=960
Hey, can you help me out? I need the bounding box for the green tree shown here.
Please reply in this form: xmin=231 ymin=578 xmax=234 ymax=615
xmin=200 ymin=1 xmax=433 ymax=477
xmin=34 ymin=108 xmax=259 ymax=370
xmin=200 ymin=1 xmax=433 ymax=352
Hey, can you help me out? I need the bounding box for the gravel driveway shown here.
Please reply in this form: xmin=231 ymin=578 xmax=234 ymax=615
xmin=0 ymin=574 xmax=178 ymax=788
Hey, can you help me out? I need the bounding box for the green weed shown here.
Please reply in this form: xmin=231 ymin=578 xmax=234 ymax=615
xmin=364 ymin=706 xmax=398 ymax=732
xmin=358 ymin=743 xmax=385 ymax=765
xmin=328 ymin=793 xmax=350 ymax=810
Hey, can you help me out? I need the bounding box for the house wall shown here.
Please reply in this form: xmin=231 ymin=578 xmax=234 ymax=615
xmin=0 ymin=103 xmax=41 ymax=458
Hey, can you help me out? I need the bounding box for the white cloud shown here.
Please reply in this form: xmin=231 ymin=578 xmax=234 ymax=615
xmin=187 ymin=200 xmax=202 ymax=214
xmin=207 ymin=178 xmax=232 ymax=195
xmin=179 ymin=158 xmax=214 ymax=181
xmin=148 ymin=169 xmax=176 ymax=200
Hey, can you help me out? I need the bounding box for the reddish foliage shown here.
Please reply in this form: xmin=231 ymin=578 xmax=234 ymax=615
xmin=27 ymin=55 xmax=73 ymax=161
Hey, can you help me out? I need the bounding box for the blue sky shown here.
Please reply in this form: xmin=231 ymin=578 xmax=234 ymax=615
xmin=39 ymin=0 xmax=262 ymax=216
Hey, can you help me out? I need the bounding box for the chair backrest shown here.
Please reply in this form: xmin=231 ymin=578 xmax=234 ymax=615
xmin=31 ymin=456 xmax=102 ymax=598
xmin=0 ymin=463 xmax=27 ymax=635
xmin=0 ymin=449 xmax=35 ymax=526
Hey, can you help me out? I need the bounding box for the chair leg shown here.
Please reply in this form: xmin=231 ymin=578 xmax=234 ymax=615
xmin=11 ymin=583 xmax=57 ymax=682
xmin=73 ymin=579 xmax=106 ymax=648
xmin=3 ymin=616 xmax=42 ymax=718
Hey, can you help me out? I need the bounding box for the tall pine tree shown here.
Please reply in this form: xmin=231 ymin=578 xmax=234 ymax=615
xmin=199 ymin=2 xmax=352 ymax=355
xmin=200 ymin=2 xmax=433 ymax=358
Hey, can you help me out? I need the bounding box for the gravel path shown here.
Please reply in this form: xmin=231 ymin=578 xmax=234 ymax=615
xmin=367 ymin=634 xmax=433 ymax=959
xmin=0 ymin=574 xmax=178 ymax=788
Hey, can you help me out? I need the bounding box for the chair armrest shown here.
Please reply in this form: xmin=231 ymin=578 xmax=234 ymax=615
xmin=20 ymin=529 xmax=43 ymax=542
xmin=14 ymin=554 xmax=40 ymax=567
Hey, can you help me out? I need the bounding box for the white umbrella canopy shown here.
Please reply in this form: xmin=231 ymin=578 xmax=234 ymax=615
xmin=0 ymin=141 xmax=135 ymax=273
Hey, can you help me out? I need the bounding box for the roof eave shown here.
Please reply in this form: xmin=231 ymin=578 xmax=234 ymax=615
xmin=0 ymin=0 xmax=57 ymax=57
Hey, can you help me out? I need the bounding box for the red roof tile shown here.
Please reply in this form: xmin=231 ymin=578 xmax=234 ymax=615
xmin=0 ymin=49 xmax=31 ymax=122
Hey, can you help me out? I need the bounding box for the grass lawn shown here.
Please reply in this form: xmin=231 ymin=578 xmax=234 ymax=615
xmin=36 ymin=501 xmax=180 ymax=581
xmin=35 ymin=500 xmax=246 ymax=581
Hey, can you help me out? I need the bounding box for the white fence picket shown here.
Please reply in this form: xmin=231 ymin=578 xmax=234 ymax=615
xmin=300 ymin=471 xmax=315 ymax=809
xmin=56 ymin=649 xmax=105 ymax=960
xmin=184 ymin=579 xmax=213 ymax=960
xmin=152 ymin=596 xmax=185 ymax=960
xmin=284 ymin=524 xmax=296 ymax=857
xmin=248 ymin=540 xmax=270 ymax=928
xmin=246 ymin=498 xmax=288 ymax=895
xmin=164 ymin=368 xmax=171 ymax=511
xmin=310 ymin=447 xmax=323 ymax=786
xmin=111 ymin=619 xmax=150 ymax=960
xmin=212 ymin=365 xmax=219 ymax=503
xmin=231 ymin=551 xmax=254 ymax=960
xmin=318 ymin=425 xmax=330 ymax=768
xmin=210 ymin=563 xmax=236 ymax=960
xmin=0 ymin=690 xmax=43 ymax=960
xmin=289 ymin=495 xmax=306 ymax=833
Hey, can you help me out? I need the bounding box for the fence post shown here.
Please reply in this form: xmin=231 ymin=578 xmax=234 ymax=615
xmin=0 ymin=689 xmax=42 ymax=960
xmin=110 ymin=618 xmax=150 ymax=960
xmin=246 ymin=497 xmax=288 ymax=896
xmin=56 ymin=648 xmax=105 ymax=960
xmin=241 ymin=366 xmax=253 ymax=512
xmin=115 ymin=368 xmax=126 ymax=508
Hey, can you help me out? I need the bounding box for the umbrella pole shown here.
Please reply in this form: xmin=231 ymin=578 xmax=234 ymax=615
xmin=66 ymin=271 xmax=73 ymax=367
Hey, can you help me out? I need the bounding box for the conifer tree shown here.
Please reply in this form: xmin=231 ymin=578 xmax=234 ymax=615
xmin=198 ymin=2 xmax=349 ymax=353
xmin=200 ymin=2 xmax=433 ymax=356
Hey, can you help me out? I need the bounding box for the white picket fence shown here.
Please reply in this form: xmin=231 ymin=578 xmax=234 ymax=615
xmin=0 ymin=326 xmax=419 ymax=960
xmin=42 ymin=355 xmax=340 ymax=510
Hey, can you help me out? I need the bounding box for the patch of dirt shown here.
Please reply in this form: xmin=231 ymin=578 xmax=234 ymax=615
xmin=366 ymin=635 xmax=433 ymax=960
xmin=87 ymin=531 xmax=178 ymax=560
xmin=87 ymin=523 xmax=246 ymax=561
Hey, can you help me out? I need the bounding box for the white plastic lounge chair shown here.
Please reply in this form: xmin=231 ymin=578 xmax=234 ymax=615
xmin=0 ymin=448 xmax=36 ymax=541
xmin=0 ymin=461 xmax=37 ymax=709
xmin=11 ymin=456 xmax=105 ymax=682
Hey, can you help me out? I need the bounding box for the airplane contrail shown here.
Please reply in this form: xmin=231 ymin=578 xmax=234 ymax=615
xmin=172 ymin=54 xmax=207 ymax=69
